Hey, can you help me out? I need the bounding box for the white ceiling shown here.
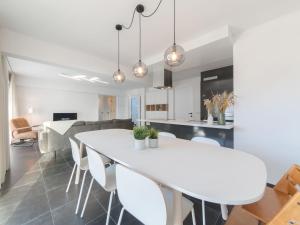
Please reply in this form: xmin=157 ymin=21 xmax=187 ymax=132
xmin=175 ymin=36 xmax=233 ymax=72
xmin=1 ymin=0 xmax=300 ymax=66
xmin=7 ymin=56 xmax=143 ymax=90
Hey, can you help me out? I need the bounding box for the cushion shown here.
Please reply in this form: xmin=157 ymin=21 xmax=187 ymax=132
xmin=14 ymin=131 xmax=38 ymax=140
xmin=72 ymin=121 xmax=86 ymax=126
xmin=11 ymin=117 xmax=30 ymax=130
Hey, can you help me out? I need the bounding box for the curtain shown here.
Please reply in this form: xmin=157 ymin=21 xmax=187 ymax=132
xmin=9 ymin=73 xmax=18 ymax=119
xmin=0 ymin=55 xmax=10 ymax=188
xmin=8 ymin=73 xmax=18 ymax=143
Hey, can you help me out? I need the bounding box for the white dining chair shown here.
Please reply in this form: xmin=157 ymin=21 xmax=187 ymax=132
xmin=158 ymin=132 xmax=176 ymax=138
xmin=191 ymin=137 xmax=220 ymax=146
xmin=116 ymin=164 xmax=196 ymax=225
xmin=67 ymin=138 xmax=111 ymax=215
xmin=191 ymin=136 xmax=228 ymax=223
xmin=80 ymin=146 xmax=116 ymax=225
xmin=66 ymin=138 xmax=89 ymax=215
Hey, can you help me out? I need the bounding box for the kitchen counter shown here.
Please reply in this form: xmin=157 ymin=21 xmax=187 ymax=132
xmin=139 ymin=119 xmax=234 ymax=148
xmin=139 ymin=119 xmax=234 ymax=130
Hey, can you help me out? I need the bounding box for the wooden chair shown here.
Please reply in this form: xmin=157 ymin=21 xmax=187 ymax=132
xmin=225 ymin=165 xmax=300 ymax=225
xmin=268 ymin=192 xmax=300 ymax=225
xmin=226 ymin=192 xmax=300 ymax=225
xmin=242 ymin=165 xmax=300 ymax=224
xmin=225 ymin=206 xmax=259 ymax=225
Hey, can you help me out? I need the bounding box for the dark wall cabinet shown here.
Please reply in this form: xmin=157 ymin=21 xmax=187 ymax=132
xmin=201 ymin=66 xmax=233 ymax=121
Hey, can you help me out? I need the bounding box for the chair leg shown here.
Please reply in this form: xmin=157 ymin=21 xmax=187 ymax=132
xmin=75 ymin=169 xmax=87 ymax=214
xmin=80 ymin=178 xmax=94 ymax=218
xmin=106 ymin=191 xmax=114 ymax=225
xmin=66 ymin=164 xmax=76 ymax=193
xmin=75 ymin=164 xmax=81 ymax=184
xmin=202 ymin=200 xmax=206 ymax=225
xmin=220 ymin=204 xmax=228 ymax=220
xmin=191 ymin=208 xmax=197 ymax=225
xmin=117 ymin=207 xmax=125 ymax=225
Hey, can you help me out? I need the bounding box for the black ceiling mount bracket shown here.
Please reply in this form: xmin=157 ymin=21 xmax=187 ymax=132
xmin=115 ymin=24 xmax=122 ymax=31
xmin=136 ymin=4 xmax=145 ymax=13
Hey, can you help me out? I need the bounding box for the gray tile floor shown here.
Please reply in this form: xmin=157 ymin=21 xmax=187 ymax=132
xmin=0 ymin=143 xmax=227 ymax=225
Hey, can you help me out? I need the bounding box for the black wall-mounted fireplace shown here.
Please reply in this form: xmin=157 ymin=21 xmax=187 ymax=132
xmin=53 ymin=113 xmax=77 ymax=121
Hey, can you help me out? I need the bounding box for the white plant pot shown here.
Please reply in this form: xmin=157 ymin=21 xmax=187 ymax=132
xmin=134 ymin=139 xmax=146 ymax=150
xmin=207 ymin=113 xmax=214 ymax=125
xmin=149 ymin=138 xmax=158 ymax=148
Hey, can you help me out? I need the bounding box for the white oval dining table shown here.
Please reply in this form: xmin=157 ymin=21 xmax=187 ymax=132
xmin=75 ymin=129 xmax=267 ymax=225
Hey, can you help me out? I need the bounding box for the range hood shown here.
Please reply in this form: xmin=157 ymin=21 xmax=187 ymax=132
xmin=153 ymin=68 xmax=172 ymax=89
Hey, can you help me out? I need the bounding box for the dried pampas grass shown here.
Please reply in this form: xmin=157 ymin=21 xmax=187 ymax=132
xmin=204 ymin=99 xmax=214 ymax=114
xmin=212 ymin=91 xmax=234 ymax=113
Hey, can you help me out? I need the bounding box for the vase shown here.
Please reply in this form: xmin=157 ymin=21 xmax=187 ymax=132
xmin=134 ymin=139 xmax=146 ymax=150
xmin=207 ymin=113 xmax=213 ymax=125
xmin=218 ymin=112 xmax=226 ymax=125
xmin=149 ymin=138 xmax=158 ymax=148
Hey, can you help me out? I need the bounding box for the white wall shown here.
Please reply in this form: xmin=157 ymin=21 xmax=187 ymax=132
xmin=15 ymin=76 xmax=128 ymax=125
xmin=173 ymin=77 xmax=201 ymax=121
xmin=116 ymin=95 xmax=129 ymax=119
xmin=234 ymin=10 xmax=300 ymax=184
xmin=16 ymin=86 xmax=98 ymax=125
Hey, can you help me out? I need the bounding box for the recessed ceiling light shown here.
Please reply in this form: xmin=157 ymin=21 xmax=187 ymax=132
xmin=59 ymin=73 xmax=70 ymax=78
xmin=89 ymin=77 xmax=99 ymax=82
xmin=94 ymin=80 xmax=109 ymax=84
xmin=73 ymin=75 xmax=86 ymax=79
xmin=59 ymin=73 xmax=109 ymax=85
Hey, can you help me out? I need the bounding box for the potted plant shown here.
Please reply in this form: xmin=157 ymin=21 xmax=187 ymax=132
xmin=148 ymin=128 xmax=158 ymax=148
xmin=203 ymin=99 xmax=214 ymax=125
xmin=212 ymin=91 xmax=234 ymax=125
xmin=133 ymin=126 xmax=149 ymax=150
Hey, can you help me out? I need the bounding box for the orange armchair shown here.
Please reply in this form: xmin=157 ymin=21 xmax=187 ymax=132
xmin=10 ymin=117 xmax=38 ymax=141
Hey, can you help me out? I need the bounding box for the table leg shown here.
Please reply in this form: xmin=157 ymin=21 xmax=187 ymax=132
xmin=75 ymin=142 xmax=83 ymax=184
xmin=202 ymin=200 xmax=206 ymax=225
xmin=221 ymin=204 xmax=228 ymax=220
xmin=173 ymin=190 xmax=183 ymax=225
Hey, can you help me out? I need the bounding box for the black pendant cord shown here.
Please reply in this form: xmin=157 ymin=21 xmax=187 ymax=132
xmin=117 ymin=30 xmax=120 ymax=70
xmin=141 ymin=0 xmax=163 ymax=18
xmin=173 ymin=0 xmax=176 ymax=45
xmin=121 ymin=0 xmax=163 ymax=30
xmin=122 ymin=7 xmax=136 ymax=30
xmin=139 ymin=13 xmax=142 ymax=61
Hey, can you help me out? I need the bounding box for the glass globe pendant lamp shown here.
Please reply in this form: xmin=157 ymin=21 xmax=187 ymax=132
xmin=113 ymin=69 xmax=126 ymax=83
xmin=164 ymin=43 xmax=185 ymax=67
xmin=164 ymin=0 xmax=185 ymax=67
xmin=133 ymin=60 xmax=148 ymax=78
xmin=133 ymin=12 xmax=148 ymax=78
xmin=113 ymin=25 xmax=126 ymax=84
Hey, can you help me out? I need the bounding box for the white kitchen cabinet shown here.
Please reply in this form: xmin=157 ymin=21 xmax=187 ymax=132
xmin=145 ymin=88 xmax=174 ymax=120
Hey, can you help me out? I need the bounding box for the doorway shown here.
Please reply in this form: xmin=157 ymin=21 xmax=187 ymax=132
xmin=98 ymin=95 xmax=116 ymax=120
xmin=130 ymin=96 xmax=141 ymax=125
